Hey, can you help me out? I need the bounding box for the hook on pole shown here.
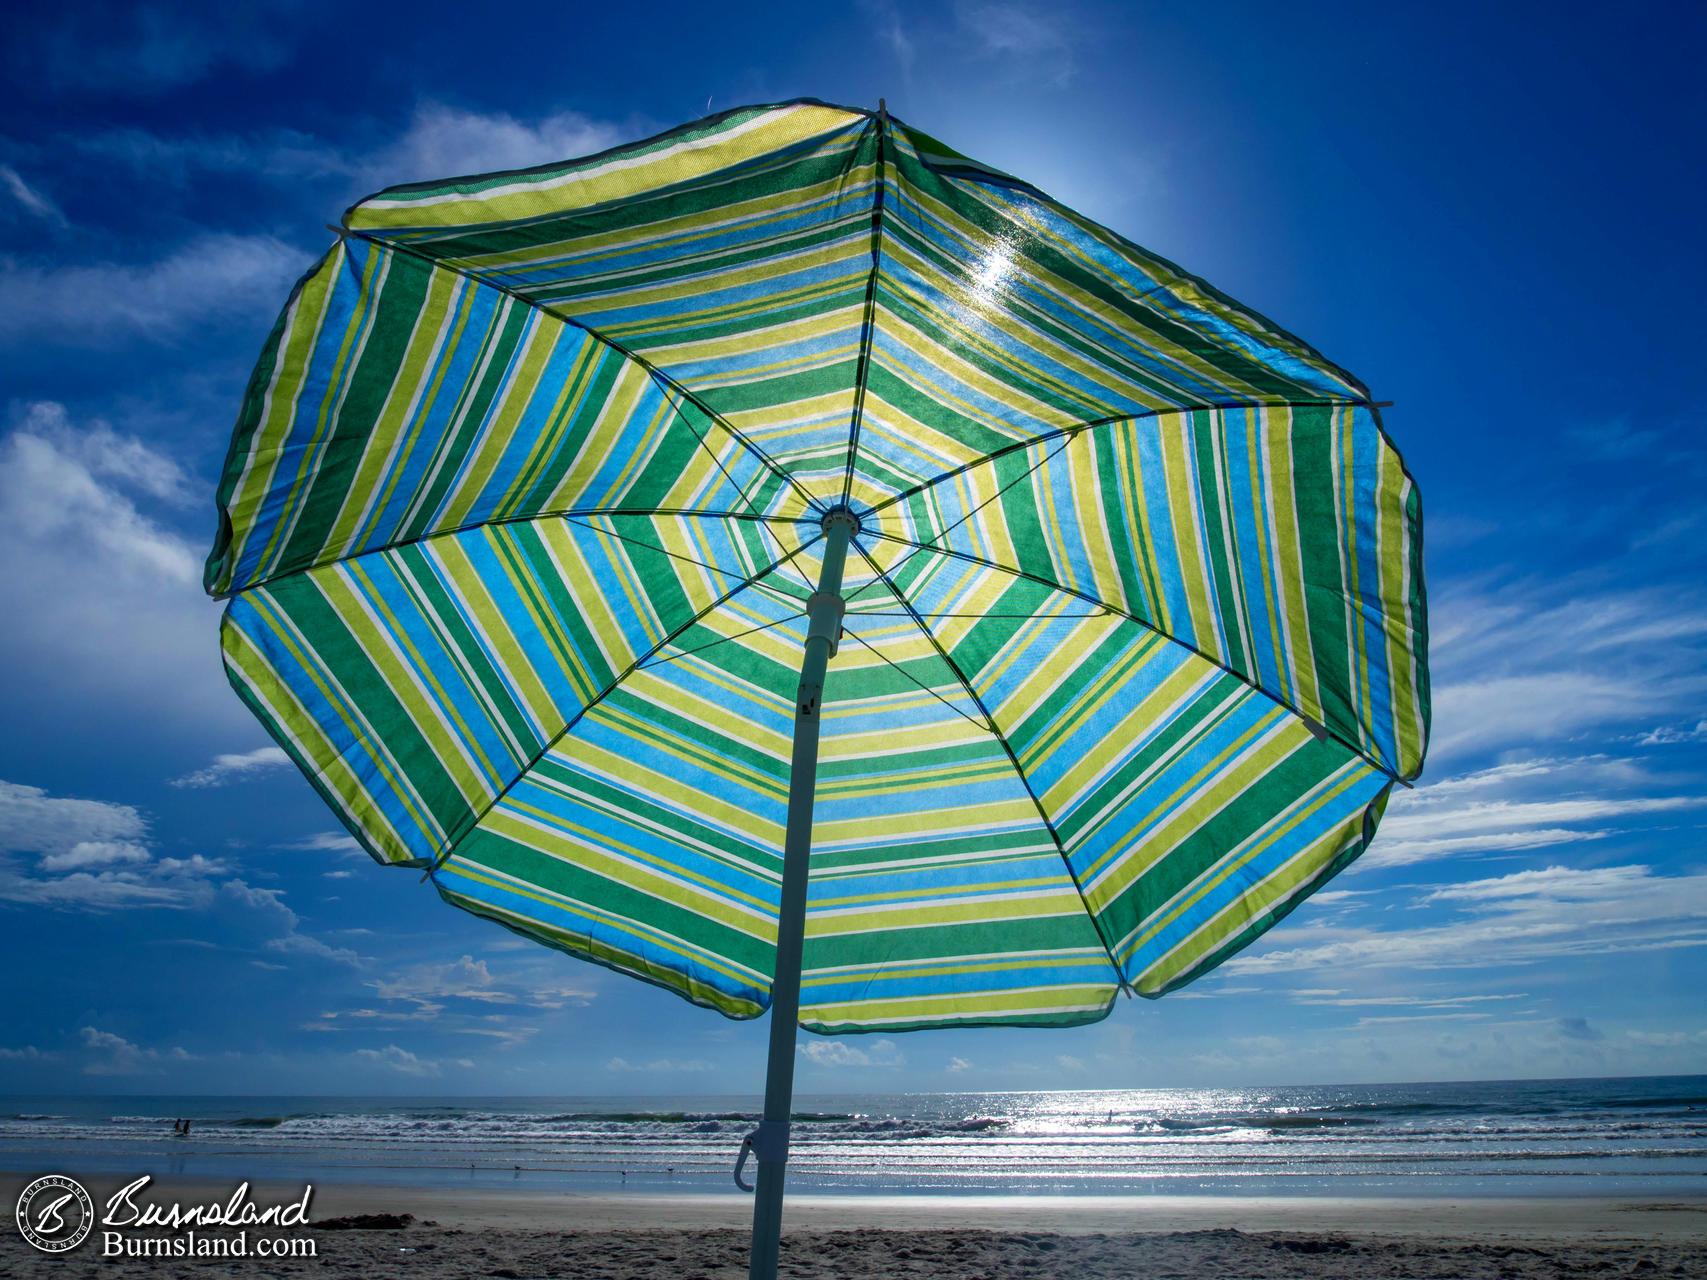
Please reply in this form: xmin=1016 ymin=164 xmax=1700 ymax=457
xmin=734 ymin=1120 xmax=791 ymax=1192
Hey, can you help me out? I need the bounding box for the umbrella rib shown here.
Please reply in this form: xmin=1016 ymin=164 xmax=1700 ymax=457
xmin=924 ymin=430 xmax=1079 ymax=550
xmin=420 ymin=533 xmax=825 ymax=877
xmin=838 ymin=625 xmax=994 ymax=735
xmin=216 ymin=507 xmax=807 ymax=601
xmin=660 ymin=382 xmax=789 ymax=529
xmin=561 ymin=513 xmax=773 ymax=593
xmin=846 ymin=609 xmax=1103 ymax=619
xmin=857 ymin=398 xmax=1371 ymax=523
xmin=638 ymin=610 xmax=808 ymax=670
xmin=338 ymin=225 xmax=827 ymax=519
xmin=839 ymin=110 xmax=889 ymax=509
xmin=847 ymin=537 xmax=1133 ymax=991
xmin=859 ymin=526 xmax=1403 ymax=783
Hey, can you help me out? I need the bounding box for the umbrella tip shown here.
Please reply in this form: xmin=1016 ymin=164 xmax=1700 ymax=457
xmin=878 ymin=98 xmax=887 ymax=115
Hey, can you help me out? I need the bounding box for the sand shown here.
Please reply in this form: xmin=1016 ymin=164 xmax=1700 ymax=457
xmin=3 ymin=1175 xmax=1703 ymax=1277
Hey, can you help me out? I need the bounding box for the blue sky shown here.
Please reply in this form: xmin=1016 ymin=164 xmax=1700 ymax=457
xmin=1 ymin=0 xmax=1703 ymax=1096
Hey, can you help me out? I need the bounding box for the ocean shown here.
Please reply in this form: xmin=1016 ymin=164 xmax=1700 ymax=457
xmin=3 ymin=1076 xmax=1703 ymax=1198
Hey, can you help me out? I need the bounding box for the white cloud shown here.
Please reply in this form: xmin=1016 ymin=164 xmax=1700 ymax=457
xmin=1230 ymin=863 xmax=1707 ymax=977
xmin=0 ymin=407 xmax=241 ymax=734
xmin=353 ymin=104 xmax=634 ymax=194
xmin=14 ymin=401 xmax=195 ymax=504
xmin=0 ymin=778 xmax=148 ymax=854
xmin=953 ymin=1 xmax=1082 ymax=84
xmin=1639 ymin=719 xmax=1707 ymax=745
xmin=1290 ymin=992 xmax=1526 ymax=1009
xmin=1 ymin=418 xmax=197 ymax=577
xmin=219 ymin=878 xmax=295 ymax=924
xmin=265 ymin=932 xmax=362 ymax=967
xmin=1420 ymin=864 xmax=1654 ymax=903
xmin=604 ymin=1056 xmax=716 ymax=1073
xmin=79 ymin=1026 xmax=195 ymax=1076
xmin=0 ymin=234 xmax=305 ymax=347
xmin=71 ymin=102 xmax=640 ymax=204
xmin=1367 ymin=755 xmax=1706 ymax=869
xmin=798 ymin=1037 xmax=904 ymax=1068
xmin=0 ymin=783 xmax=309 ymax=920
xmin=1 ymin=871 xmax=190 ymax=910
xmin=276 ymin=831 xmax=367 ymax=858
xmin=370 ymin=955 xmax=593 ymax=1011
xmin=946 ymin=1056 xmax=973 ymax=1072
xmin=354 ymin=1045 xmax=460 ymax=1078
xmin=1426 ymin=578 xmax=1707 ymax=762
xmin=170 ymin=746 xmax=291 ymax=789
xmin=0 ymin=779 xmax=201 ymax=908
xmin=1 ymin=165 xmax=67 ymax=228
xmin=0 ymin=810 xmax=353 ymax=969
xmin=860 ymin=0 xmax=917 ymax=82
xmin=38 ymin=840 xmax=152 ymax=872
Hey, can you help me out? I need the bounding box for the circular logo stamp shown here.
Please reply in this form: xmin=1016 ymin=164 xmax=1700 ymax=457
xmin=15 ymin=1175 xmax=95 ymax=1253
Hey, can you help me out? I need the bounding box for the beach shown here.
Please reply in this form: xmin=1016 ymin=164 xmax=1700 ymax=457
xmin=4 ymin=1082 xmax=1703 ymax=1273
xmin=3 ymin=1176 xmax=1704 ymax=1277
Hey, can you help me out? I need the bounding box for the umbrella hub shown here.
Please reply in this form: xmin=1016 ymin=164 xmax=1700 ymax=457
xmin=818 ymin=504 xmax=861 ymax=539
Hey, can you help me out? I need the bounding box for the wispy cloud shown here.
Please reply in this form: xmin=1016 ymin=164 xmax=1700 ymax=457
xmin=275 ymin=831 xmax=366 ymax=858
xmin=79 ymin=1026 xmax=195 ymax=1076
xmin=1638 ymin=719 xmax=1707 ymax=745
xmin=354 ymin=103 xmax=636 ymax=193
xmin=354 ymin=1044 xmax=471 ymax=1078
xmin=1288 ymin=991 xmax=1527 ymax=1009
xmin=66 ymin=101 xmax=642 ymax=203
xmin=0 ymin=778 xmax=201 ymax=909
xmin=860 ymin=0 xmax=917 ymax=83
xmin=170 ymin=746 xmax=291 ymax=789
xmin=798 ymin=1037 xmax=905 ymax=1068
xmin=0 ymin=782 xmax=301 ymax=927
xmin=605 ymin=1055 xmax=716 ymax=1073
xmin=1229 ymin=863 xmax=1707 ymax=977
xmin=1427 ymin=577 xmax=1707 ymax=762
xmin=952 ymin=0 xmax=1083 ymax=86
xmin=0 ymin=406 xmax=239 ymax=734
xmin=28 ymin=5 xmax=293 ymax=95
xmin=0 ymin=778 xmax=147 ymax=853
xmin=0 ymin=234 xmax=306 ymax=347
xmin=17 ymin=402 xmax=198 ymax=506
xmin=217 ymin=880 xmax=363 ymax=967
xmin=367 ymin=955 xmax=593 ymax=1013
xmin=1369 ymin=755 xmax=1706 ymax=869
xmin=0 ymin=165 xmax=67 ymax=228
xmin=265 ymin=932 xmax=362 ymax=967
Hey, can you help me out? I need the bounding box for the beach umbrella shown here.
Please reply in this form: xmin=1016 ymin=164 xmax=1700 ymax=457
xmin=206 ymin=99 xmax=1427 ymax=1279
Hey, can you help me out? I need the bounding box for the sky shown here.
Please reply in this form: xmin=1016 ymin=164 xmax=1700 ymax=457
xmin=0 ymin=0 xmax=1703 ymax=1097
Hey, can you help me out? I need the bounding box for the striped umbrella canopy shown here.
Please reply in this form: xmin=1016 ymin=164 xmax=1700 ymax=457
xmin=207 ymin=98 xmax=1427 ymax=1276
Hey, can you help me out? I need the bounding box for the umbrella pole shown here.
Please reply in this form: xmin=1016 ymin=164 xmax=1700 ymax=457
xmin=747 ymin=509 xmax=854 ymax=1280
